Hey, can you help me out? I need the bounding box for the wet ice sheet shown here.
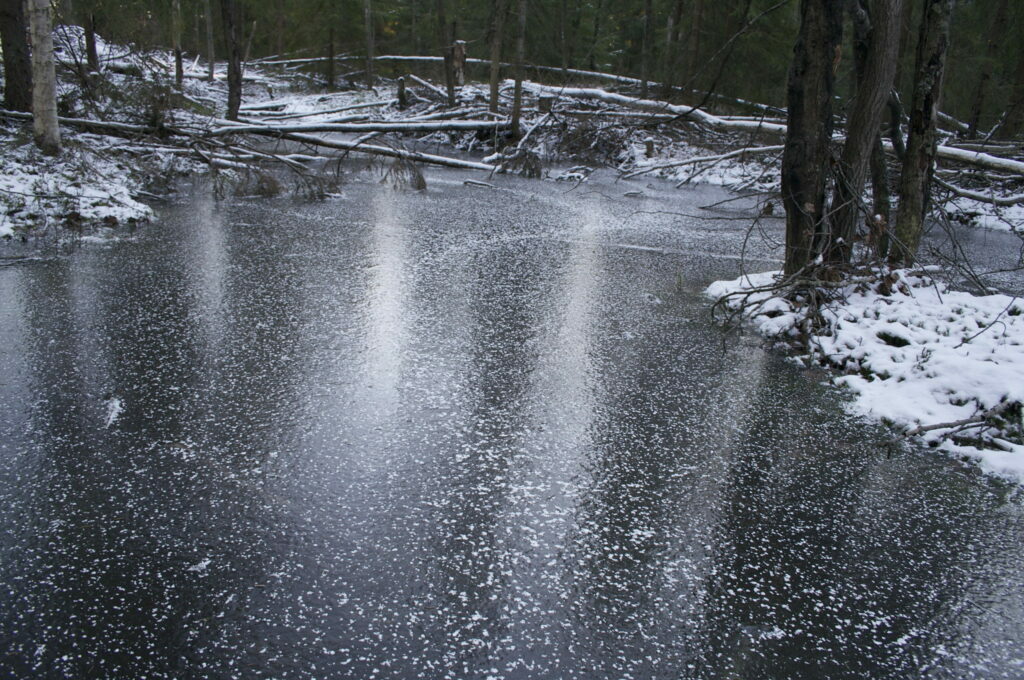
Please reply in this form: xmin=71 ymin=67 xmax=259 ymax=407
xmin=0 ymin=172 xmax=1022 ymax=679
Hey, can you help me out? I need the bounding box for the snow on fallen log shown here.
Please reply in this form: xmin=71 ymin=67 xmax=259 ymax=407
xmin=934 ymin=177 xmax=1024 ymax=207
xmin=406 ymin=74 xmax=449 ymax=101
xmin=222 ymin=127 xmax=497 ymax=171
xmin=518 ymin=82 xmax=789 ymax=135
xmin=207 ymin=119 xmax=510 ymax=137
xmin=0 ymin=109 xmax=173 ymax=136
xmin=503 ymin=85 xmax=1024 ymax=179
xmin=622 ymin=145 xmax=785 ymax=179
xmin=255 ymin=99 xmax=397 ymax=121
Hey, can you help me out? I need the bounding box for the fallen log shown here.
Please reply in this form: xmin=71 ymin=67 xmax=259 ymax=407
xmin=207 ymin=119 xmax=510 ymax=137
xmin=518 ymin=82 xmax=789 ymax=135
xmin=506 ymin=85 xmax=1024 ymax=178
xmin=934 ymin=176 xmax=1024 ymax=206
xmin=255 ymin=99 xmax=396 ymax=120
xmin=621 ymin=145 xmax=785 ymax=179
xmin=260 ymin=130 xmax=498 ymax=172
xmin=406 ymin=74 xmax=449 ymax=101
xmin=0 ymin=108 xmax=176 ymax=136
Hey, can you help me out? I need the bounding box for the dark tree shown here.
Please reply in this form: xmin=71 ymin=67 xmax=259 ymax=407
xmin=488 ymin=0 xmax=508 ymax=113
xmin=966 ymin=0 xmax=1009 ymax=137
xmin=436 ymin=0 xmax=456 ymax=106
xmin=511 ymin=0 xmax=527 ymax=138
xmin=780 ymin=0 xmax=843 ymax=276
xmin=892 ymin=0 xmax=955 ymax=266
xmin=0 ymin=0 xmax=33 ymax=112
xmin=220 ymin=0 xmax=243 ymax=120
xmin=828 ymin=0 xmax=904 ymax=264
xmin=364 ymin=0 xmax=375 ymax=88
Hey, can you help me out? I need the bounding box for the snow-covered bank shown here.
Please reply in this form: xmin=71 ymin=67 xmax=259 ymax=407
xmin=0 ymin=136 xmax=156 ymax=238
xmin=707 ymin=270 xmax=1024 ymax=482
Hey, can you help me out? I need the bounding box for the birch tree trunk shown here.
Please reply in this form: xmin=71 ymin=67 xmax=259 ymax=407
xmin=219 ymin=0 xmax=243 ymax=120
xmin=364 ymin=0 xmax=375 ymax=88
xmin=28 ymin=0 xmax=60 ymax=155
xmin=828 ymin=0 xmax=903 ymax=264
xmin=511 ymin=0 xmax=526 ymax=137
xmin=781 ymin=0 xmax=843 ymax=276
xmin=0 ymin=0 xmax=33 ymax=112
xmin=892 ymin=0 xmax=954 ymax=266
xmin=204 ymin=0 xmax=215 ymax=81
xmin=488 ymin=0 xmax=507 ymax=113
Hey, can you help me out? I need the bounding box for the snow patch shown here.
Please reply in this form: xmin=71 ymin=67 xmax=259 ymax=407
xmin=707 ymin=269 xmax=1024 ymax=483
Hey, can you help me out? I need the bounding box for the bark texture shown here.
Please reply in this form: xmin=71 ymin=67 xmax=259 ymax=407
xmin=84 ymin=12 xmax=99 ymax=73
xmin=828 ymin=0 xmax=903 ymax=264
xmin=966 ymin=0 xmax=1008 ymax=137
xmin=0 ymin=0 xmax=32 ymax=112
xmin=219 ymin=0 xmax=243 ymax=120
xmin=364 ymin=0 xmax=375 ymax=87
xmin=511 ymin=0 xmax=527 ymax=137
xmin=488 ymin=0 xmax=507 ymax=113
xmin=28 ymin=0 xmax=60 ymax=154
xmin=173 ymin=0 xmax=184 ymax=87
xmin=436 ymin=0 xmax=456 ymax=106
xmin=640 ymin=0 xmax=652 ymax=98
xmin=781 ymin=0 xmax=842 ymax=276
xmin=204 ymin=0 xmax=215 ymax=81
xmin=892 ymin=0 xmax=954 ymax=265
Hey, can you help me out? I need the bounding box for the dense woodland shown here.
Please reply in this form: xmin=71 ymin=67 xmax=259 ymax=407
xmin=16 ymin=0 xmax=1024 ymax=136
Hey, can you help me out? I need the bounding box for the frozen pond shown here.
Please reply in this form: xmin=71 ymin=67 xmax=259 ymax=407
xmin=0 ymin=170 xmax=1022 ymax=678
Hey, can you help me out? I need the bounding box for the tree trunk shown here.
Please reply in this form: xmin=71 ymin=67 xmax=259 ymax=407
xmin=562 ymin=0 xmax=583 ymax=72
xmin=781 ymin=0 xmax=843 ymax=277
xmin=640 ymin=0 xmax=652 ymax=98
xmin=660 ymin=0 xmax=684 ymax=98
xmin=173 ymin=0 xmax=184 ymax=88
xmin=891 ymin=0 xmax=954 ymax=266
xmin=219 ymin=0 xmax=243 ymax=120
xmin=869 ymin=134 xmax=890 ymax=256
xmin=0 ymin=0 xmax=33 ymax=112
xmin=452 ymin=40 xmax=466 ymax=86
xmin=1004 ymin=47 xmax=1024 ymax=139
xmin=558 ymin=0 xmax=567 ymax=72
xmin=275 ymin=0 xmax=285 ymax=57
xmin=204 ymin=0 xmax=215 ymax=81
xmin=364 ymin=0 xmax=375 ymax=88
xmin=242 ymin=20 xmax=255 ymax=74
xmin=84 ymin=12 xmax=99 ymax=73
xmin=586 ymin=0 xmax=603 ymax=72
xmin=685 ymin=0 xmax=704 ymax=88
xmin=489 ymin=0 xmax=507 ymax=113
xmin=827 ymin=0 xmax=904 ymax=264
xmin=511 ymin=0 xmax=527 ymax=138
xmin=28 ymin=0 xmax=60 ymax=155
xmin=326 ymin=25 xmax=335 ymax=90
xmin=436 ymin=0 xmax=456 ymax=106
xmin=966 ymin=0 xmax=1009 ymax=137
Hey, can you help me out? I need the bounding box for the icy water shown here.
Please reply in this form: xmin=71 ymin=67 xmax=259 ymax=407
xmin=0 ymin=171 xmax=1022 ymax=679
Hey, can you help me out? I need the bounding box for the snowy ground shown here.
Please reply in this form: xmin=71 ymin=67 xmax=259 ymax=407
xmin=0 ymin=25 xmax=289 ymax=238
xmin=707 ymin=269 xmax=1024 ymax=483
